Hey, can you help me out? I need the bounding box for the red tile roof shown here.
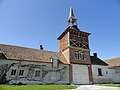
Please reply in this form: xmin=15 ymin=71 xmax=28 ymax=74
xmin=0 ymin=44 xmax=69 ymax=64
xmin=104 ymin=58 xmax=120 ymax=67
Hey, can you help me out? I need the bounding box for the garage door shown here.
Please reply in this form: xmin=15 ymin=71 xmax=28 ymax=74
xmin=72 ymin=64 xmax=89 ymax=84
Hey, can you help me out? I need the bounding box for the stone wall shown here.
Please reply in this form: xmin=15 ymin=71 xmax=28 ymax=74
xmin=108 ymin=67 xmax=120 ymax=83
xmin=59 ymin=33 xmax=68 ymax=52
xmin=92 ymin=65 xmax=112 ymax=84
xmin=0 ymin=59 xmax=69 ymax=84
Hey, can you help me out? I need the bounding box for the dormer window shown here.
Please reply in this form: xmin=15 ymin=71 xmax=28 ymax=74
xmin=75 ymin=50 xmax=85 ymax=60
xmin=52 ymin=55 xmax=59 ymax=68
xmin=53 ymin=59 xmax=58 ymax=68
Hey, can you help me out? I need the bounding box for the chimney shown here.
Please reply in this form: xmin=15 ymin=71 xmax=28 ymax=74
xmin=93 ymin=53 xmax=97 ymax=58
xmin=40 ymin=45 xmax=43 ymax=50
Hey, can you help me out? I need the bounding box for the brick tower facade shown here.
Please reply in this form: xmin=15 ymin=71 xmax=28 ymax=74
xmin=58 ymin=7 xmax=92 ymax=84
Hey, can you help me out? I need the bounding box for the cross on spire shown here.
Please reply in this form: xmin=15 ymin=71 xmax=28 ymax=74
xmin=68 ymin=6 xmax=77 ymax=26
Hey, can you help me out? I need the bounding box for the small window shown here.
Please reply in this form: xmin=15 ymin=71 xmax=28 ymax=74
xmin=35 ymin=70 xmax=40 ymax=77
xmin=19 ymin=70 xmax=24 ymax=76
xmin=98 ymin=68 xmax=102 ymax=76
xmin=106 ymin=71 xmax=108 ymax=75
xmin=11 ymin=69 xmax=16 ymax=75
xmin=75 ymin=51 xmax=85 ymax=60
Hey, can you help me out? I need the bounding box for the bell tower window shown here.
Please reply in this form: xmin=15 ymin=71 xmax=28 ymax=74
xmin=75 ymin=50 xmax=85 ymax=60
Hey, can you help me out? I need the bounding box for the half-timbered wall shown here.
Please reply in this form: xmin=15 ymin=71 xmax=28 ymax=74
xmin=69 ymin=29 xmax=89 ymax=49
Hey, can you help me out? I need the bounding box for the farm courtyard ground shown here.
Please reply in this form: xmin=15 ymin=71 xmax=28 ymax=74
xmin=76 ymin=84 xmax=120 ymax=90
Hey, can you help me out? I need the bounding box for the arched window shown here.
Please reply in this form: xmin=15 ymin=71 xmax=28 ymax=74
xmin=75 ymin=50 xmax=85 ymax=60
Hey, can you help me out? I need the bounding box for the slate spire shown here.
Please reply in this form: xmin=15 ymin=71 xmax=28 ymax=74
xmin=68 ymin=6 xmax=77 ymax=26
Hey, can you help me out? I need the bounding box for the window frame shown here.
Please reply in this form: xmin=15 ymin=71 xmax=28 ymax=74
xmin=19 ymin=70 xmax=24 ymax=76
xmin=11 ymin=69 xmax=17 ymax=76
xmin=75 ymin=50 xmax=85 ymax=60
xmin=35 ymin=70 xmax=41 ymax=77
xmin=98 ymin=68 xmax=102 ymax=76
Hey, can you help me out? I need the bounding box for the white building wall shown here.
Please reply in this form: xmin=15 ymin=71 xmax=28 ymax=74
xmin=108 ymin=67 xmax=120 ymax=83
xmin=0 ymin=59 xmax=69 ymax=84
xmin=92 ymin=65 xmax=112 ymax=84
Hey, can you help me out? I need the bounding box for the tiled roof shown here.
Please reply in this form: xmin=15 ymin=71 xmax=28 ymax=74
xmin=90 ymin=56 xmax=108 ymax=66
xmin=0 ymin=44 xmax=69 ymax=64
xmin=104 ymin=58 xmax=120 ymax=67
xmin=57 ymin=25 xmax=90 ymax=40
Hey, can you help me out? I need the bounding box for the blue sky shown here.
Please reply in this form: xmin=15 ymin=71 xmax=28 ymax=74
xmin=0 ymin=0 xmax=120 ymax=60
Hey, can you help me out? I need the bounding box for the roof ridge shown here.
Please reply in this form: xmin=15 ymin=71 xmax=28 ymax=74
xmin=104 ymin=57 xmax=120 ymax=61
xmin=0 ymin=43 xmax=59 ymax=53
xmin=0 ymin=44 xmax=69 ymax=64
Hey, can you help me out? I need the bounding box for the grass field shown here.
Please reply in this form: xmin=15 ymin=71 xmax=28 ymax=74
xmin=0 ymin=85 xmax=77 ymax=90
xmin=98 ymin=84 xmax=120 ymax=87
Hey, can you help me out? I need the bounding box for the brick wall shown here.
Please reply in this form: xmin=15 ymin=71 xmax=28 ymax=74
xmin=59 ymin=33 xmax=68 ymax=52
xmin=70 ymin=48 xmax=91 ymax=65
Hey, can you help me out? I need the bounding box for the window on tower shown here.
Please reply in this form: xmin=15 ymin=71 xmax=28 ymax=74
xmin=75 ymin=50 xmax=85 ymax=60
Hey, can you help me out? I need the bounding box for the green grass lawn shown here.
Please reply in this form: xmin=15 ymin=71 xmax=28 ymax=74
xmin=0 ymin=85 xmax=77 ymax=90
xmin=98 ymin=84 xmax=120 ymax=87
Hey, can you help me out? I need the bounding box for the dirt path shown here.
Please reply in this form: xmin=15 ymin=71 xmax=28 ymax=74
xmin=75 ymin=85 xmax=120 ymax=90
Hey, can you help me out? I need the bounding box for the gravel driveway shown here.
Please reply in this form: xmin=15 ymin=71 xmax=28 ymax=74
xmin=75 ymin=85 xmax=120 ymax=90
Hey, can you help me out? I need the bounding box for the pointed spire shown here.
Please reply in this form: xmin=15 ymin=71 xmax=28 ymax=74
xmin=68 ymin=6 xmax=77 ymax=26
